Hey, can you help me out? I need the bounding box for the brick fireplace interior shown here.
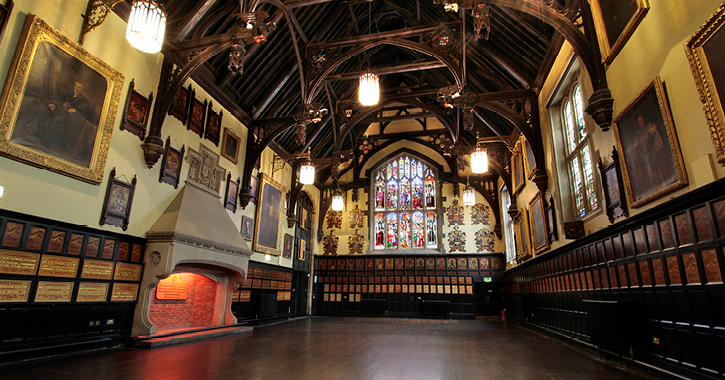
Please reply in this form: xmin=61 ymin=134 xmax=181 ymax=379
xmin=149 ymin=272 xmax=221 ymax=332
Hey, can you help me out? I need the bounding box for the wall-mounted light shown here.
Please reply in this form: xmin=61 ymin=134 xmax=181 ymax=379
xmin=126 ymin=0 xmax=166 ymax=54
xmin=264 ymin=254 xmax=271 ymax=262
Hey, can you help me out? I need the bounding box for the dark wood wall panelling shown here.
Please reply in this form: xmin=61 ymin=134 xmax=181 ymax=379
xmin=231 ymin=262 xmax=296 ymax=321
xmin=0 ymin=209 xmax=146 ymax=352
xmin=313 ymin=253 xmax=505 ymax=318
xmin=504 ymin=178 xmax=725 ymax=379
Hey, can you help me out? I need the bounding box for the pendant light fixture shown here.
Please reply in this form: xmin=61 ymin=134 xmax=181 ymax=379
xmin=358 ymin=0 xmax=379 ymax=106
xmin=299 ymin=148 xmax=315 ymax=185
xmin=126 ymin=0 xmax=167 ymax=54
xmin=470 ymin=133 xmax=488 ymax=173
xmin=331 ymin=187 xmax=344 ymax=211
xmin=463 ymin=176 xmax=475 ymax=206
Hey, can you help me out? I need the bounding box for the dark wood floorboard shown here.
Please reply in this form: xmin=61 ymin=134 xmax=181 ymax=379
xmin=1 ymin=318 xmax=657 ymax=380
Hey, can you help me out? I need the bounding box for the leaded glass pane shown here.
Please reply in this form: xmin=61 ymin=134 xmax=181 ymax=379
xmin=392 ymin=160 xmax=398 ymax=180
xmin=564 ymin=101 xmax=577 ymax=154
xmin=425 ymin=170 xmax=435 ymax=208
xmin=426 ymin=211 xmax=438 ymax=248
xmin=405 ymin=157 xmax=410 ymax=178
xmin=386 ymin=162 xmax=392 ymax=180
xmin=399 ymin=212 xmax=411 ymax=249
xmin=386 ymin=179 xmax=397 ymax=209
xmin=374 ymin=213 xmax=385 ymax=250
xmin=399 ymin=178 xmax=410 ymax=209
xmin=375 ymin=172 xmax=385 ymax=211
xmin=570 ymin=156 xmax=585 ymax=217
xmin=412 ymin=177 xmax=423 ymax=209
xmin=581 ymin=145 xmax=598 ymax=211
xmin=386 ymin=213 xmax=398 ymax=249
xmin=413 ymin=212 xmax=425 ymax=248
xmin=573 ymin=85 xmax=587 ymax=139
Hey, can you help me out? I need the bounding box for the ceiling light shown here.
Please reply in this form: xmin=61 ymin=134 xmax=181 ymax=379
xmin=126 ymin=0 xmax=166 ymax=54
xmin=471 ymin=146 xmax=488 ymax=173
xmin=359 ymin=72 xmax=379 ymax=106
xmin=331 ymin=188 xmax=344 ymax=211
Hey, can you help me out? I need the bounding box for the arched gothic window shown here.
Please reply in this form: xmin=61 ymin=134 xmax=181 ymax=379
xmin=371 ymin=153 xmax=439 ymax=251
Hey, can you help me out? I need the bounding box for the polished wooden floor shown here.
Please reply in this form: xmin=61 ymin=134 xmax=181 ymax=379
xmin=2 ymin=318 xmax=656 ymax=380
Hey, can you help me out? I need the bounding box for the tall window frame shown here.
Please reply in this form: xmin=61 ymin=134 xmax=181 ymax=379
xmin=370 ymin=152 xmax=441 ymax=253
xmin=560 ymin=82 xmax=599 ymax=218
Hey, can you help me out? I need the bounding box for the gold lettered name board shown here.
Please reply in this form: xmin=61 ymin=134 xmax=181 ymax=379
xmin=76 ymin=282 xmax=109 ymax=302
xmin=110 ymin=283 xmax=138 ymax=302
xmin=80 ymin=259 xmax=115 ymax=280
xmin=0 ymin=279 xmax=32 ymax=302
xmin=38 ymin=255 xmax=79 ymax=278
xmin=113 ymin=263 xmax=142 ymax=282
xmin=35 ymin=281 xmax=73 ymax=302
xmin=0 ymin=250 xmax=40 ymax=275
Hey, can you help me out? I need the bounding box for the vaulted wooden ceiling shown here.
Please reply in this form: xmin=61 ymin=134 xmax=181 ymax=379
xmin=119 ymin=0 xmax=611 ymax=198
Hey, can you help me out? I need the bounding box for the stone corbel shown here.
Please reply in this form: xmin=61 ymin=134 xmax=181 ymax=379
xmin=586 ymin=88 xmax=614 ymax=132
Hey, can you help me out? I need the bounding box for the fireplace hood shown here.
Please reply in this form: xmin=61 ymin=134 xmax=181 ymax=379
xmin=132 ymin=144 xmax=253 ymax=336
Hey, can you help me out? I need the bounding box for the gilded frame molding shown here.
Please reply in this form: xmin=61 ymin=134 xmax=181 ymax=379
xmin=685 ymin=2 xmax=725 ymax=167
xmin=528 ymin=192 xmax=550 ymax=255
xmin=0 ymin=14 xmax=123 ymax=184
xmin=591 ymin=0 xmax=649 ymax=65
xmin=613 ymin=76 xmax=688 ymax=208
xmin=253 ymin=173 xmax=285 ymax=256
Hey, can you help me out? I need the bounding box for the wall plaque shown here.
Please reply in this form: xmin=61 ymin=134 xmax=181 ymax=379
xmin=38 ymin=255 xmax=79 ymax=278
xmin=76 ymin=282 xmax=109 ymax=302
xmin=113 ymin=263 xmax=142 ymax=281
xmin=0 ymin=250 xmax=40 ymax=275
xmin=239 ymin=290 xmax=251 ymax=302
xmin=35 ymin=281 xmax=73 ymax=302
xmin=80 ymin=259 xmax=115 ymax=280
xmin=110 ymin=283 xmax=139 ymax=301
xmin=0 ymin=279 xmax=31 ymax=302
xmin=156 ymin=275 xmax=188 ymax=300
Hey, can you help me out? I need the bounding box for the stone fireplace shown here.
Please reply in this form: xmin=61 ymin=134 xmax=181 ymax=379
xmin=132 ymin=144 xmax=252 ymax=337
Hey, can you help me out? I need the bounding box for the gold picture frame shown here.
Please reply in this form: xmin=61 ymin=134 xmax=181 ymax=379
xmin=685 ymin=3 xmax=725 ymax=167
xmin=528 ymin=192 xmax=550 ymax=254
xmin=514 ymin=209 xmax=531 ymax=261
xmin=511 ymin=140 xmax=524 ymax=195
xmin=253 ymin=173 xmax=284 ymax=255
xmin=591 ymin=0 xmax=649 ymax=64
xmin=613 ymin=76 xmax=687 ymax=208
xmin=0 ymin=14 xmax=123 ymax=184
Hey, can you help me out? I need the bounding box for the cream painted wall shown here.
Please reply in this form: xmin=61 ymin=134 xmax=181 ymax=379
xmin=526 ymin=0 xmax=725 ymax=258
xmin=0 ymin=0 xmax=317 ymax=269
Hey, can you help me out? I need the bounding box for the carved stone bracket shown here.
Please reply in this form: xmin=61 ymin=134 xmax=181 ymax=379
xmin=142 ymin=135 xmax=165 ymax=169
xmin=585 ymin=88 xmax=614 ymax=132
xmin=531 ymin=168 xmax=549 ymax=193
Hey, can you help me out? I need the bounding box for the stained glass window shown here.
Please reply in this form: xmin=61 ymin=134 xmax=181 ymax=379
xmin=560 ymin=83 xmax=599 ymax=218
xmin=372 ymin=153 xmax=440 ymax=251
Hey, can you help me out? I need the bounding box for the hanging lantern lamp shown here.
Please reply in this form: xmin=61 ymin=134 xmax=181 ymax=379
xmin=126 ymin=0 xmax=167 ymax=54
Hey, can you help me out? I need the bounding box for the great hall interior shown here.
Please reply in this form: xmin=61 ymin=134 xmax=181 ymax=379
xmin=0 ymin=0 xmax=724 ymax=379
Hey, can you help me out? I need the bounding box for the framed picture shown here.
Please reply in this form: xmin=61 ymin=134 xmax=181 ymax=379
xmin=120 ymin=79 xmax=152 ymax=140
xmin=99 ymin=168 xmax=136 ymax=231
xmin=249 ymin=175 xmax=259 ymax=204
xmin=514 ymin=210 xmax=530 ymax=260
xmin=298 ymin=237 xmax=306 ymax=261
xmin=283 ymin=233 xmax=293 ymax=259
xmin=591 ymin=0 xmax=649 ymax=64
xmin=0 ymin=15 xmax=123 ymax=184
xmin=224 ymin=174 xmax=239 ymax=212
xmin=511 ymin=143 xmax=524 ymax=195
xmin=169 ymin=84 xmax=191 ymax=125
xmin=187 ymin=90 xmax=206 ymax=138
xmin=241 ymin=216 xmax=254 ymax=241
xmin=523 ymin=138 xmax=536 ymax=180
xmin=528 ymin=192 xmax=550 ymax=254
xmin=158 ymin=136 xmax=184 ymax=189
xmin=205 ymin=103 xmax=223 ymax=146
xmin=545 ymin=195 xmax=558 ymax=243
xmin=685 ymin=3 xmax=725 ymax=167
xmin=598 ymin=147 xmax=628 ymax=223
xmin=254 ymin=174 xmax=283 ymax=255
xmin=220 ymin=128 xmax=240 ymax=164
xmin=0 ymin=0 xmax=13 ymax=42
xmin=613 ymin=76 xmax=687 ymax=208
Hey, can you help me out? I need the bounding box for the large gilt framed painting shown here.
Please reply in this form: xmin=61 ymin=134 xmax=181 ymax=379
xmin=253 ymin=174 xmax=284 ymax=255
xmin=591 ymin=0 xmax=649 ymax=64
xmin=685 ymin=3 xmax=725 ymax=167
xmin=0 ymin=14 xmax=123 ymax=184
xmin=613 ymin=76 xmax=687 ymax=208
